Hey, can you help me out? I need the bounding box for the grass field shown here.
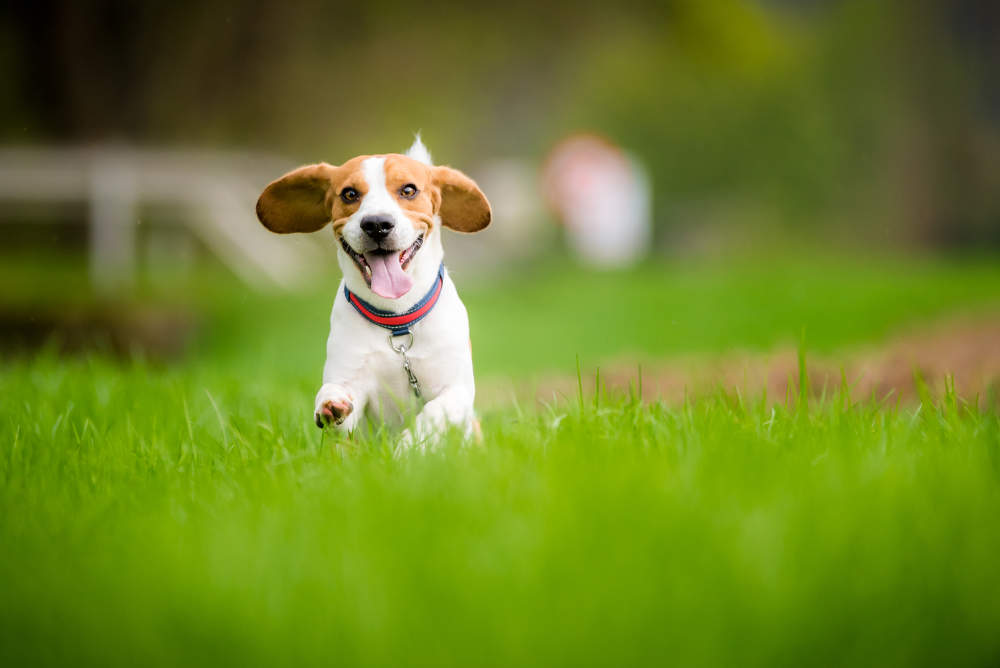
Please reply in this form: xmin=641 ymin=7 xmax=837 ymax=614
xmin=2 ymin=250 xmax=1000 ymax=666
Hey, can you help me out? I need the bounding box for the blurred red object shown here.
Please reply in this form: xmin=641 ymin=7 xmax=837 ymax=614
xmin=541 ymin=134 xmax=651 ymax=267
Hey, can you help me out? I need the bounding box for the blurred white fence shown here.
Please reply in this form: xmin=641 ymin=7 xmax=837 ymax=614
xmin=0 ymin=146 xmax=331 ymax=292
xmin=0 ymin=145 xmax=549 ymax=293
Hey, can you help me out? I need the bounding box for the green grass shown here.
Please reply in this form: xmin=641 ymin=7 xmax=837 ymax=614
xmin=2 ymin=250 xmax=1000 ymax=666
xmin=463 ymin=252 xmax=1000 ymax=375
xmin=2 ymin=358 xmax=999 ymax=666
xmin=220 ymin=252 xmax=1000 ymax=379
xmin=5 ymin=249 xmax=1000 ymax=378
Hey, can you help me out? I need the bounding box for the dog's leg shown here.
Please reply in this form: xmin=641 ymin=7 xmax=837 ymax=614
xmin=314 ymin=383 xmax=364 ymax=433
xmin=315 ymin=306 xmax=370 ymax=433
xmin=398 ymin=385 xmax=476 ymax=452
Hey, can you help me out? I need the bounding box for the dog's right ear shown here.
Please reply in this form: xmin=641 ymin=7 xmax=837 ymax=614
xmin=256 ymin=163 xmax=338 ymax=234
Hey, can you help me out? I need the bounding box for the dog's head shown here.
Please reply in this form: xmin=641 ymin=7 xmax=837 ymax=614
xmin=256 ymin=138 xmax=490 ymax=302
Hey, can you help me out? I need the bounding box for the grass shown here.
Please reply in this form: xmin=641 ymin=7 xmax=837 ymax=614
xmin=2 ymin=250 xmax=1000 ymax=666
xmin=5 ymin=249 xmax=1000 ymax=378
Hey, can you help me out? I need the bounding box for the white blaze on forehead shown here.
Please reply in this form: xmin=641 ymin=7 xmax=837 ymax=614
xmin=359 ymin=156 xmax=392 ymax=212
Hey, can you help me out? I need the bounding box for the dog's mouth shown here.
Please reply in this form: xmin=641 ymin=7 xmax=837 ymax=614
xmin=340 ymin=234 xmax=424 ymax=299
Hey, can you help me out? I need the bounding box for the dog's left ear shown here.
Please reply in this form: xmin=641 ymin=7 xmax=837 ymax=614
xmin=433 ymin=166 xmax=491 ymax=233
xmin=256 ymin=163 xmax=338 ymax=234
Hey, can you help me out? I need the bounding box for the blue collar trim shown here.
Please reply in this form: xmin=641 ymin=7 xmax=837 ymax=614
xmin=344 ymin=263 xmax=445 ymax=336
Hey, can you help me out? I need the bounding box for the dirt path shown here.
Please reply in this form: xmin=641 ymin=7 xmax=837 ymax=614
xmin=481 ymin=313 xmax=1000 ymax=407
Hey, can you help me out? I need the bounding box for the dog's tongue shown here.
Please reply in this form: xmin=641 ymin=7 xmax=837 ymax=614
xmin=365 ymin=252 xmax=413 ymax=299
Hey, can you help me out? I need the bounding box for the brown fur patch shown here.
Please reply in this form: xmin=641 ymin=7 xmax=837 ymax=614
xmin=256 ymin=162 xmax=340 ymax=234
xmin=380 ymin=154 xmax=436 ymax=235
xmin=433 ymin=165 xmax=491 ymax=232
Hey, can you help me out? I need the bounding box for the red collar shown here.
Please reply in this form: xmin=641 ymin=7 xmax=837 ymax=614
xmin=344 ymin=263 xmax=445 ymax=336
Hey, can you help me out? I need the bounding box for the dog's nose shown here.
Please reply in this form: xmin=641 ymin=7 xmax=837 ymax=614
xmin=360 ymin=215 xmax=395 ymax=241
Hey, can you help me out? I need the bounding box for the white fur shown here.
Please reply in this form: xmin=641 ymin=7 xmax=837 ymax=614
xmin=318 ymin=143 xmax=476 ymax=450
xmin=405 ymin=134 xmax=433 ymax=166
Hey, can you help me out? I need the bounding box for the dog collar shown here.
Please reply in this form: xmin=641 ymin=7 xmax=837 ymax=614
xmin=344 ymin=263 xmax=445 ymax=336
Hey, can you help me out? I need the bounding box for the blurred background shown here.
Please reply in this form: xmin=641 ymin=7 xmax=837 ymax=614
xmin=1 ymin=0 xmax=998 ymax=396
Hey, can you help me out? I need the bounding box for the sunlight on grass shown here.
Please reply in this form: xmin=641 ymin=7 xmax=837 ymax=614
xmin=2 ymin=251 xmax=999 ymax=666
xmin=2 ymin=353 xmax=999 ymax=666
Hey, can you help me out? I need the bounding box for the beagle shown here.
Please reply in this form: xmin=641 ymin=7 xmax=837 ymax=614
xmin=255 ymin=137 xmax=490 ymax=447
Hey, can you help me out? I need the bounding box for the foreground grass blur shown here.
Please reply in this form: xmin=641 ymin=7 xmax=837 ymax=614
xmin=1 ymin=250 xmax=999 ymax=665
xmin=2 ymin=357 xmax=999 ymax=666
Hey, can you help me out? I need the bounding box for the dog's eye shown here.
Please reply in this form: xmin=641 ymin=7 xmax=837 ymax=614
xmin=340 ymin=187 xmax=360 ymax=203
xmin=399 ymin=184 xmax=418 ymax=199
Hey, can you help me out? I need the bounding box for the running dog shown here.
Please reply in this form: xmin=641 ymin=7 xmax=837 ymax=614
xmin=255 ymin=137 xmax=490 ymax=447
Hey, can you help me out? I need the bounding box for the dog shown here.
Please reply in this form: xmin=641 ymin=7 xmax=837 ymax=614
xmin=255 ymin=137 xmax=490 ymax=447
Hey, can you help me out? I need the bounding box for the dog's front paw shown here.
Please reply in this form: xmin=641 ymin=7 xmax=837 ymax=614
xmin=315 ymin=399 xmax=353 ymax=428
xmin=314 ymin=385 xmax=354 ymax=428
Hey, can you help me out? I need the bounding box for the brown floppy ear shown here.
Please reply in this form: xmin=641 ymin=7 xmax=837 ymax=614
xmin=433 ymin=166 xmax=491 ymax=233
xmin=256 ymin=163 xmax=338 ymax=234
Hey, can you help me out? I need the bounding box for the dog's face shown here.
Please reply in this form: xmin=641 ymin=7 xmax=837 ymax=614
xmin=333 ymin=154 xmax=438 ymax=300
xmin=256 ymin=143 xmax=490 ymax=301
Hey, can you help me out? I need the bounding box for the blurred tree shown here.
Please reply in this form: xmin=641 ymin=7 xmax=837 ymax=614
xmin=1 ymin=0 xmax=996 ymax=247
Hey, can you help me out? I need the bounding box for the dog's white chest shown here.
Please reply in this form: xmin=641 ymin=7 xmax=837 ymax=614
xmin=320 ymin=273 xmax=475 ymax=431
xmin=361 ymin=347 xmax=423 ymax=424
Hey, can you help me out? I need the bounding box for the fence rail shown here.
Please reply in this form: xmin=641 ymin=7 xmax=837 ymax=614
xmin=0 ymin=145 xmax=330 ymax=291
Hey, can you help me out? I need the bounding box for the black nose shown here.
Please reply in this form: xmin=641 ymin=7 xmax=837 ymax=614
xmin=360 ymin=215 xmax=395 ymax=241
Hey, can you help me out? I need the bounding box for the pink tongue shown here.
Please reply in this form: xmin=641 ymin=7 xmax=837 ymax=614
xmin=365 ymin=252 xmax=413 ymax=299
